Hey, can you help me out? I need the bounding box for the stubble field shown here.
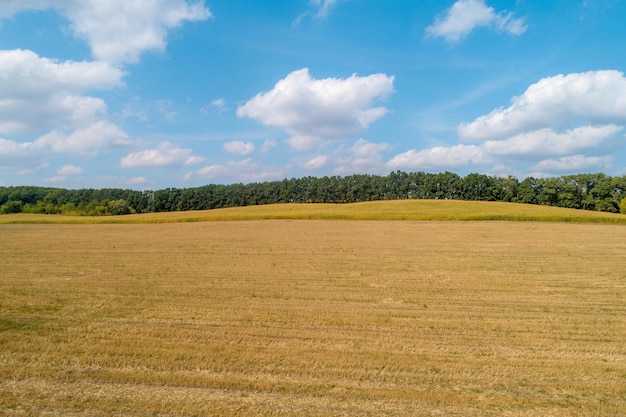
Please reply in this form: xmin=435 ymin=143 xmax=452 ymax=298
xmin=1 ymin=206 xmax=625 ymax=415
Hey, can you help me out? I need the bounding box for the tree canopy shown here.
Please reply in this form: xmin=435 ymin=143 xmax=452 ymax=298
xmin=1 ymin=172 xmax=625 ymax=216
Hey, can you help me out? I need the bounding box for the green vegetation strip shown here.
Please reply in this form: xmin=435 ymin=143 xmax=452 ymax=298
xmin=1 ymin=200 xmax=625 ymax=224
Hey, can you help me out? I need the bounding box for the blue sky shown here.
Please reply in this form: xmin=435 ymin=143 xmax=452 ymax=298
xmin=1 ymin=0 xmax=625 ymax=189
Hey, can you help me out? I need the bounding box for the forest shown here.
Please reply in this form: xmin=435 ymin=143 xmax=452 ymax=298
xmin=2 ymin=171 xmax=626 ymax=216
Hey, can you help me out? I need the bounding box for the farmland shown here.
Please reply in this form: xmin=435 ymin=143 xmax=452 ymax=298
xmin=1 ymin=201 xmax=625 ymax=416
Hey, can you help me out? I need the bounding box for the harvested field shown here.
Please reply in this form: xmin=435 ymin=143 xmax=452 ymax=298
xmin=1 ymin=218 xmax=625 ymax=415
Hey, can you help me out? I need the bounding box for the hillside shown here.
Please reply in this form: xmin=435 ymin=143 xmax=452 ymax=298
xmin=1 ymin=199 xmax=625 ymax=224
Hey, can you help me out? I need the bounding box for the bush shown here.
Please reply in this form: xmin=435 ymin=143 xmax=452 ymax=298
xmin=621 ymin=197 xmax=626 ymax=214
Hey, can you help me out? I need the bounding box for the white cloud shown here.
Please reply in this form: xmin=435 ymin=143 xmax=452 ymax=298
xmin=97 ymin=175 xmax=151 ymax=188
xmin=44 ymin=165 xmax=82 ymax=184
xmin=186 ymin=159 xmax=288 ymax=183
xmin=1 ymin=121 xmax=131 ymax=159
xmin=223 ymin=141 xmax=255 ymax=155
xmin=309 ymin=0 xmax=339 ymax=18
xmin=293 ymin=0 xmax=339 ymax=25
xmin=299 ymin=139 xmax=392 ymax=173
xmin=426 ymin=0 xmax=527 ymax=42
xmin=38 ymin=121 xmax=132 ymax=156
xmin=531 ymin=155 xmax=613 ymax=172
xmin=57 ymin=164 xmax=83 ymax=175
xmin=184 ymin=156 xmax=206 ymax=166
xmin=0 ymin=49 xmax=134 ymax=173
xmin=237 ymin=68 xmax=394 ymax=150
xmin=459 ymin=70 xmax=626 ymax=141
xmin=0 ymin=137 xmax=43 ymax=157
xmin=300 ymin=155 xmax=329 ymax=170
xmin=154 ymin=99 xmax=177 ymax=120
xmin=350 ymin=138 xmax=391 ymax=159
xmin=261 ymin=139 xmax=278 ymax=153
xmin=334 ymin=138 xmax=391 ymax=175
xmin=481 ymin=125 xmax=623 ymax=157
xmin=120 ymin=142 xmax=203 ymax=168
xmin=0 ymin=49 xmax=124 ymax=136
xmin=0 ymin=1 xmax=49 ymax=19
xmin=0 ymin=137 xmax=48 ymax=171
xmin=212 ymin=98 xmax=226 ymax=109
xmin=0 ymin=1 xmax=212 ymax=64
xmin=389 ymin=70 xmax=626 ymax=176
xmin=201 ymin=98 xmax=228 ymax=116
xmin=387 ymin=144 xmax=486 ymax=171
xmin=43 ymin=176 xmax=68 ymax=184
xmin=126 ymin=176 xmax=149 ymax=186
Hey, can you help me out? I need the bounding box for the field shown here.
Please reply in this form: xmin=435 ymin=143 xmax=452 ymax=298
xmin=1 ymin=201 xmax=625 ymax=416
xmin=2 ymin=199 xmax=626 ymax=224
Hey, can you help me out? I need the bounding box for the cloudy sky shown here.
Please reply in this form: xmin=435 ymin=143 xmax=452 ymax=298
xmin=1 ymin=0 xmax=625 ymax=189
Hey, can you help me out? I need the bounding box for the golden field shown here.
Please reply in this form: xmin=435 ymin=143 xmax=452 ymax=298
xmin=1 ymin=202 xmax=625 ymax=416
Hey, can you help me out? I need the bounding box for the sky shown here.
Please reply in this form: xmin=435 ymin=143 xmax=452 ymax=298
xmin=1 ymin=0 xmax=625 ymax=190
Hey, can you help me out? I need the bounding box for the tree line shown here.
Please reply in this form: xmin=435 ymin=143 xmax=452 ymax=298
xmin=1 ymin=171 xmax=626 ymax=216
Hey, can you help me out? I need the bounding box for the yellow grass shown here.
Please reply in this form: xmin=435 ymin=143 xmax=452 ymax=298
xmin=1 ymin=216 xmax=625 ymax=415
xmin=1 ymin=199 xmax=625 ymax=224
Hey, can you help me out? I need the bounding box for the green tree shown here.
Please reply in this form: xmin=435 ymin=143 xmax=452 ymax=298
xmin=108 ymin=199 xmax=132 ymax=215
xmin=516 ymin=177 xmax=537 ymax=204
xmin=459 ymin=173 xmax=499 ymax=201
xmin=620 ymin=197 xmax=626 ymax=214
xmin=1 ymin=200 xmax=23 ymax=214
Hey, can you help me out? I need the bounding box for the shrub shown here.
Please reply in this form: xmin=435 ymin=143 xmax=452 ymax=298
xmin=620 ymin=197 xmax=626 ymax=214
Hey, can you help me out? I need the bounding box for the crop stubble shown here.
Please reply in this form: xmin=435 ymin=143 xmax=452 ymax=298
xmin=1 ymin=220 xmax=625 ymax=416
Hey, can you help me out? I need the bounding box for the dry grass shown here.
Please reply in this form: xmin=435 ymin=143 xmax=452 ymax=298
xmin=1 ymin=217 xmax=625 ymax=416
xmin=1 ymin=199 xmax=626 ymax=224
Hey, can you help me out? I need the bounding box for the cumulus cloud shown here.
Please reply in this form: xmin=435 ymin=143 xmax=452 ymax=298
xmin=1 ymin=120 xmax=130 ymax=156
xmin=223 ymin=141 xmax=255 ymax=155
xmin=0 ymin=49 xmax=124 ymax=136
xmin=0 ymin=49 xmax=136 ymax=175
xmin=387 ymin=144 xmax=486 ymax=171
xmin=38 ymin=121 xmax=132 ymax=156
xmin=0 ymin=137 xmax=48 ymax=172
xmin=0 ymin=3 xmax=210 ymax=184
xmin=237 ymin=68 xmax=394 ymax=150
xmin=186 ymin=159 xmax=288 ymax=183
xmin=481 ymin=125 xmax=623 ymax=158
xmin=426 ymin=0 xmax=527 ymax=42
xmin=459 ymin=70 xmax=626 ymax=141
xmin=389 ymin=70 xmax=626 ymax=176
xmin=0 ymin=120 xmax=132 ymax=173
xmin=120 ymin=142 xmax=203 ymax=169
xmin=0 ymin=137 xmax=43 ymax=158
xmin=0 ymin=1 xmax=212 ymax=64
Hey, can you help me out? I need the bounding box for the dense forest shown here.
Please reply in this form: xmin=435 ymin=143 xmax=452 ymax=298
xmin=2 ymin=171 xmax=626 ymax=216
